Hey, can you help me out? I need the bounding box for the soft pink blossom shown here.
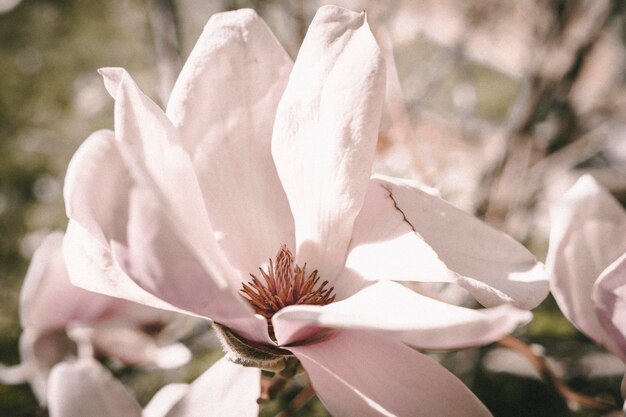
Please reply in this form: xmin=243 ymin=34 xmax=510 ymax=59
xmin=0 ymin=232 xmax=193 ymax=404
xmin=47 ymin=356 xmax=260 ymax=417
xmin=548 ymin=174 xmax=626 ymax=362
xmin=63 ymin=5 xmax=549 ymax=416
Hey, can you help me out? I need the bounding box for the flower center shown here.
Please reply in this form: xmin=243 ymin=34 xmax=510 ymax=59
xmin=240 ymin=244 xmax=336 ymax=339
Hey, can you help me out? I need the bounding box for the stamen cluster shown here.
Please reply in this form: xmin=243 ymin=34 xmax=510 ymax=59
xmin=240 ymin=245 xmax=335 ymax=326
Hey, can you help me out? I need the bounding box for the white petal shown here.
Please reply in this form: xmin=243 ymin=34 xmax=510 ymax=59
xmin=271 ymin=6 xmax=386 ymax=282
xmin=593 ymin=252 xmax=626 ymax=361
xmin=47 ymin=358 xmax=142 ymax=417
xmin=166 ymin=9 xmax=295 ymax=277
xmin=548 ymin=175 xmax=626 ymax=350
xmin=163 ymin=357 xmax=260 ymax=417
xmin=143 ymin=384 xmax=189 ymax=417
xmin=273 ymin=281 xmax=531 ymax=347
xmin=358 ymin=175 xmax=549 ymax=309
xmin=290 ymin=329 xmax=492 ymax=417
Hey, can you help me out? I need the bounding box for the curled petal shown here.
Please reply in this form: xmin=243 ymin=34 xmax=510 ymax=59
xmin=272 ymin=5 xmax=386 ymax=283
xmin=349 ymin=175 xmax=549 ymax=309
xmin=290 ymin=329 xmax=492 ymax=417
xmin=593 ymin=252 xmax=626 ymax=361
xmin=548 ymin=175 xmax=626 ymax=350
xmin=273 ymin=281 xmax=531 ymax=347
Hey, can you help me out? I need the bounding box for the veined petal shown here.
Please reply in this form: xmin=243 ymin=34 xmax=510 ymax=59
xmin=289 ymin=330 xmax=492 ymax=417
xmin=272 ymin=5 xmax=386 ymax=283
xmin=273 ymin=281 xmax=531 ymax=348
xmin=47 ymin=358 xmax=142 ymax=417
xmin=166 ymin=9 xmax=295 ymax=279
xmin=343 ymin=178 xmax=458 ymax=286
xmin=359 ymin=175 xmax=549 ymax=309
xmin=163 ymin=357 xmax=261 ymax=417
xmin=548 ymin=175 xmax=626 ymax=351
xmin=593 ymin=252 xmax=626 ymax=361
xmin=63 ymin=130 xmax=270 ymax=343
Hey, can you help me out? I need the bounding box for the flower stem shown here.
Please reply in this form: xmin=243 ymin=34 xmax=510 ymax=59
xmin=274 ymin=384 xmax=316 ymax=417
xmin=498 ymin=336 xmax=619 ymax=412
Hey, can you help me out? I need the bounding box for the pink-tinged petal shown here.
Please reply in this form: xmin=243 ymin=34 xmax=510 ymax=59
xmin=63 ymin=129 xmax=270 ymax=343
xmin=362 ymin=175 xmax=548 ymax=309
xmin=273 ymin=281 xmax=531 ymax=348
xmin=47 ymin=358 xmax=142 ymax=417
xmin=99 ymin=67 xmax=238 ymax=291
xmin=63 ymin=220 xmax=192 ymax=317
xmin=290 ymin=330 xmax=492 ymax=417
xmin=19 ymin=232 xmax=120 ymax=331
xmin=593 ymin=252 xmax=626 ymax=361
xmin=548 ymin=175 xmax=626 ymax=350
xmin=166 ymin=9 xmax=295 ymax=277
xmin=144 ymin=384 xmax=189 ymax=417
xmin=271 ymin=6 xmax=386 ymax=283
xmin=163 ymin=357 xmax=261 ymax=417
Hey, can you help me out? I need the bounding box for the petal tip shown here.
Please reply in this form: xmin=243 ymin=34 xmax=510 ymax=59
xmin=205 ymin=7 xmax=259 ymax=31
xmin=98 ymin=67 xmax=126 ymax=98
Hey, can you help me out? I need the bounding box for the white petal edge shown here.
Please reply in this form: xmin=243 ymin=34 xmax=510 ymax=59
xmin=548 ymin=174 xmax=626 ymax=351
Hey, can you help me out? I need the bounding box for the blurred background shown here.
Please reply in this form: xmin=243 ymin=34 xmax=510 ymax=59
xmin=0 ymin=0 xmax=625 ymax=416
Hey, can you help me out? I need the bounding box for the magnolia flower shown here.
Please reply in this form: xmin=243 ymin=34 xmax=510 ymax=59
xmin=63 ymin=6 xmax=548 ymax=416
xmin=0 ymin=232 xmax=193 ymax=404
xmin=47 ymin=356 xmax=260 ymax=417
xmin=547 ymin=175 xmax=626 ymax=365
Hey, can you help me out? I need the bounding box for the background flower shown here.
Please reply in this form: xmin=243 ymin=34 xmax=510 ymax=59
xmin=548 ymin=175 xmax=626 ymax=366
xmin=0 ymin=232 xmax=194 ymax=404
xmin=47 ymin=356 xmax=260 ymax=417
